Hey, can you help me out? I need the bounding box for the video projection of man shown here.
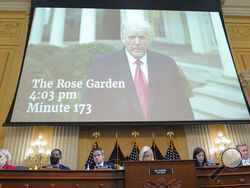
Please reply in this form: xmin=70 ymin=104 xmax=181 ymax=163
xmin=10 ymin=8 xmax=249 ymax=123
xmin=80 ymin=19 xmax=194 ymax=121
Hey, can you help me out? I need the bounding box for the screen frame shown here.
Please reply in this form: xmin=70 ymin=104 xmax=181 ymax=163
xmin=3 ymin=0 xmax=250 ymax=126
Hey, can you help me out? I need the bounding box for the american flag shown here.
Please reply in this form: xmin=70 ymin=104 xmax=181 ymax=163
xmin=128 ymin=140 xmax=140 ymax=161
xmin=85 ymin=141 xmax=99 ymax=169
xmin=164 ymin=138 xmax=181 ymax=160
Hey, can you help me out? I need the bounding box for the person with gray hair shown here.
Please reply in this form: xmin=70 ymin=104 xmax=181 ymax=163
xmin=120 ymin=20 xmax=153 ymax=60
xmin=139 ymin=146 xmax=154 ymax=161
xmin=0 ymin=149 xmax=17 ymax=169
xmin=81 ymin=19 xmax=193 ymax=121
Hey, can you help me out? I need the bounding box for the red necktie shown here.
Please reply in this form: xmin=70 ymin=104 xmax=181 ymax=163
xmin=134 ymin=59 xmax=149 ymax=120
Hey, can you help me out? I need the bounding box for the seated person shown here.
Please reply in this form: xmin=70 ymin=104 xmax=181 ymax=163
xmin=89 ymin=148 xmax=115 ymax=170
xmin=236 ymin=142 xmax=249 ymax=166
xmin=139 ymin=146 xmax=154 ymax=161
xmin=43 ymin=149 xmax=70 ymax=170
xmin=193 ymin=147 xmax=210 ymax=167
xmin=0 ymin=149 xmax=17 ymax=169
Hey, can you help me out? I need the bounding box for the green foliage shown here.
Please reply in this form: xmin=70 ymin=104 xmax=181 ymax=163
xmin=15 ymin=42 xmax=116 ymax=121
xmin=24 ymin=42 xmax=116 ymax=82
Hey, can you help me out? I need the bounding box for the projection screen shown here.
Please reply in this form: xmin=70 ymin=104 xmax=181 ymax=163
xmin=4 ymin=0 xmax=250 ymax=126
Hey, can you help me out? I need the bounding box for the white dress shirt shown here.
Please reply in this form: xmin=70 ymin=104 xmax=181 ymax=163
xmin=96 ymin=161 xmax=104 ymax=167
xmin=125 ymin=49 xmax=148 ymax=82
xmin=242 ymin=158 xmax=250 ymax=166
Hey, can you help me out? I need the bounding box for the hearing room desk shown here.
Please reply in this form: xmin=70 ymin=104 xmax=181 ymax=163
xmin=0 ymin=164 xmax=249 ymax=188
xmin=196 ymin=165 xmax=250 ymax=187
xmin=0 ymin=169 xmax=124 ymax=188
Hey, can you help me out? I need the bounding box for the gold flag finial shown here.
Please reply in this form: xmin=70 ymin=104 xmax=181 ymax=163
xmin=152 ymin=132 xmax=155 ymax=139
xmin=93 ymin=131 xmax=100 ymax=139
xmin=116 ymin=132 xmax=118 ymax=139
xmin=167 ymin=131 xmax=174 ymax=138
xmin=132 ymin=131 xmax=139 ymax=138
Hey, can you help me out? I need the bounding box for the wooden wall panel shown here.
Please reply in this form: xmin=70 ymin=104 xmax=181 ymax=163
xmin=0 ymin=51 xmax=8 ymax=85
xmin=224 ymin=16 xmax=250 ymax=74
xmin=231 ymin=49 xmax=250 ymax=72
xmin=241 ymin=53 xmax=250 ymax=69
xmin=0 ymin=11 xmax=29 ymax=148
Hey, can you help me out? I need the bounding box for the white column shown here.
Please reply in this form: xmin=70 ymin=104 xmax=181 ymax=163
xmin=52 ymin=126 xmax=79 ymax=170
xmin=79 ymin=9 xmax=96 ymax=44
xmin=210 ymin=12 xmax=237 ymax=77
xmin=186 ymin=12 xmax=214 ymax=54
xmin=49 ymin=8 xmax=66 ymax=46
xmin=125 ymin=9 xmax=144 ymax=21
xmin=164 ymin=12 xmax=187 ymax=45
xmin=3 ymin=127 xmax=34 ymax=166
xmin=29 ymin=8 xmax=44 ymax=45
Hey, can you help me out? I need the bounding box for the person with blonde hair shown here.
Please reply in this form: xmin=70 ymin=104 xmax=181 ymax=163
xmin=0 ymin=149 xmax=17 ymax=169
xmin=139 ymin=146 xmax=154 ymax=161
xmin=236 ymin=142 xmax=249 ymax=166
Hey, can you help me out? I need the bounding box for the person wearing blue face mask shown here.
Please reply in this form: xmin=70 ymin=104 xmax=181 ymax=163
xmin=43 ymin=149 xmax=70 ymax=170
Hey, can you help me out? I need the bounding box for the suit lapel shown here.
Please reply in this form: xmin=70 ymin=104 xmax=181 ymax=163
xmin=117 ymin=49 xmax=144 ymax=119
xmin=147 ymin=50 xmax=156 ymax=119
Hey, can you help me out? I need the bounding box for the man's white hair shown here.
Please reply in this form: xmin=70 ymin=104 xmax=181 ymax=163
xmin=0 ymin=149 xmax=12 ymax=162
xmin=120 ymin=19 xmax=152 ymax=40
xmin=139 ymin=146 xmax=154 ymax=161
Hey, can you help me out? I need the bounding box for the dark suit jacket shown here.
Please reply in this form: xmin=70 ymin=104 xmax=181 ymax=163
xmin=59 ymin=164 xmax=70 ymax=170
xmin=88 ymin=161 xmax=115 ymax=170
xmin=81 ymin=48 xmax=194 ymax=121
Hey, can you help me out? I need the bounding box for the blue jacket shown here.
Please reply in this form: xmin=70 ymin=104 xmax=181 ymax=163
xmin=59 ymin=164 xmax=70 ymax=170
xmin=196 ymin=161 xmax=211 ymax=167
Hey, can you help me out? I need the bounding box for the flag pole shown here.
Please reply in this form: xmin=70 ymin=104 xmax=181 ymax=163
xmin=152 ymin=132 xmax=156 ymax=160
xmin=116 ymin=132 xmax=119 ymax=170
xmin=93 ymin=131 xmax=100 ymax=147
xmin=167 ymin=131 xmax=174 ymax=159
xmin=132 ymin=131 xmax=139 ymax=144
xmin=132 ymin=131 xmax=139 ymax=158
xmin=93 ymin=131 xmax=100 ymax=140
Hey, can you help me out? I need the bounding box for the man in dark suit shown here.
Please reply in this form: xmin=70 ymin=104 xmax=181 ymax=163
xmin=236 ymin=142 xmax=250 ymax=166
xmin=89 ymin=148 xmax=115 ymax=170
xmin=81 ymin=20 xmax=194 ymax=121
xmin=43 ymin=149 xmax=70 ymax=170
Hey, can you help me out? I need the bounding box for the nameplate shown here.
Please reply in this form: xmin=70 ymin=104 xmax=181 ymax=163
xmin=95 ymin=166 xmax=111 ymax=169
xmin=42 ymin=166 xmax=58 ymax=169
xmin=149 ymin=168 xmax=173 ymax=175
xmin=204 ymin=162 xmax=219 ymax=167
